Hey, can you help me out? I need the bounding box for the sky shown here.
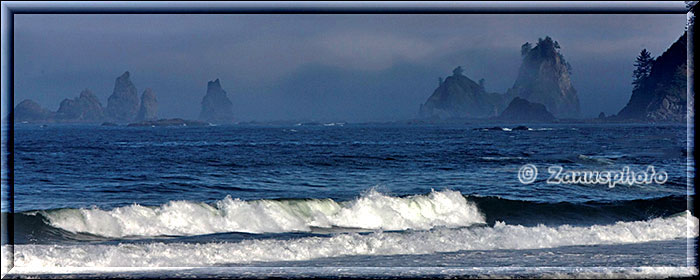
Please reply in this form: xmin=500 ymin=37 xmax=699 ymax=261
xmin=13 ymin=13 xmax=687 ymax=121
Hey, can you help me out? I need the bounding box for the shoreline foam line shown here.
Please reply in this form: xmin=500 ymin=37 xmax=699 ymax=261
xmin=6 ymin=266 xmax=699 ymax=278
xmin=11 ymin=211 xmax=698 ymax=267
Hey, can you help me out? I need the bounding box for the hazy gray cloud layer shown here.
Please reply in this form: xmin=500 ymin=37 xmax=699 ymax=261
xmin=14 ymin=14 xmax=686 ymax=121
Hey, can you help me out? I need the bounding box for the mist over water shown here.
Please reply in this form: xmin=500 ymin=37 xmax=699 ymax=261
xmin=12 ymin=14 xmax=687 ymax=120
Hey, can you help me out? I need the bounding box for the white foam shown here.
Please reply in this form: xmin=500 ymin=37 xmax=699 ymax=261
xmin=13 ymin=211 xmax=698 ymax=267
xmin=1 ymin=244 xmax=12 ymax=276
xmin=323 ymin=122 xmax=345 ymax=127
xmin=6 ymin=266 xmax=698 ymax=278
xmin=38 ymin=189 xmax=485 ymax=237
xmin=578 ymin=154 xmax=615 ymax=165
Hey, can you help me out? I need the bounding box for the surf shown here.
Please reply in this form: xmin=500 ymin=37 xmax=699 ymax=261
xmin=15 ymin=191 xmax=692 ymax=241
xmin=29 ymin=189 xmax=485 ymax=238
xmin=11 ymin=211 xmax=698 ymax=267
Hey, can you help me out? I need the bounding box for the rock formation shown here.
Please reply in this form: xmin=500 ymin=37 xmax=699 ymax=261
xmin=615 ymin=33 xmax=687 ymax=122
xmin=419 ymin=66 xmax=505 ymax=119
xmin=135 ymin=88 xmax=158 ymax=121
xmin=498 ymin=97 xmax=555 ymax=122
xmin=14 ymin=99 xmax=54 ymax=121
xmin=55 ymin=89 xmax=105 ymax=121
xmin=199 ymin=78 xmax=234 ymax=122
xmin=13 ymin=71 xmax=165 ymax=123
xmin=105 ymin=71 xmax=140 ymax=121
xmin=506 ymin=36 xmax=580 ymax=118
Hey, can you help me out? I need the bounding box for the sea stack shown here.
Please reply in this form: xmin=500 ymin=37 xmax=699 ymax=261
xmin=506 ymin=36 xmax=580 ymax=118
xmin=135 ymin=88 xmax=158 ymax=121
xmin=105 ymin=71 xmax=140 ymax=122
xmin=419 ymin=66 xmax=505 ymax=119
xmin=199 ymin=78 xmax=234 ymax=122
xmin=14 ymin=99 xmax=54 ymax=121
xmin=56 ymin=89 xmax=105 ymax=121
xmin=499 ymin=97 xmax=555 ymax=122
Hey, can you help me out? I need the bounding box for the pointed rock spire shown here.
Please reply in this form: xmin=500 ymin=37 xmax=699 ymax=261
xmin=136 ymin=88 xmax=158 ymax=121
xmin=200 ymin=78 xmax=234 ymax=122
xmin=105 ymin=71 xmax=140 ymax=121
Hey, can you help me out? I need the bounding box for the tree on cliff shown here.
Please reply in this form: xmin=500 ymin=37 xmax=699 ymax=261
xmin=632 ymin=49 xmax=654 ymax=90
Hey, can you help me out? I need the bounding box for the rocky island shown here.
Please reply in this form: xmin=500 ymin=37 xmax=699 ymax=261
xmin=136 ymin=88 xmax=158 ymax=121
xmin=55 ymin=89 xmax=104 ymax=121
xmin=105 ymin=71 xmax=141 ymax=122
xmin=418 ymin=36 xmax=580 ymax=122
xmin=498 ymin=97 xmax=555 ymax=122
xmin=199 ymin=78 xmax=234 ymax=123
xmin=505 ymin=36 xmax=580 ymax=119
xmin=13 ymin=99 xmax=54 ymax=121
xmin=419 ymin=66 xmax=505 ymax=119
xmin=13 ymin=71 xmax=163 ymax=124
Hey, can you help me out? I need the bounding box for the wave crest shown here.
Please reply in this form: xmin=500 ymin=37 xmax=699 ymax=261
xmin=13 ymin=211 xmax=698 ymax=267
xmin=37 ymin=189 xmax=485 ymax=237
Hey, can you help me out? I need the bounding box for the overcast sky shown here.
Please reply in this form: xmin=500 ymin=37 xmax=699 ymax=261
xmin=13 ymin=13 xmax=687 ymax=121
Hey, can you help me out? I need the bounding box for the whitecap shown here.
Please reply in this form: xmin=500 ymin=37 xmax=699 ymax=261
xmin=39 ymin=189 xmax=485 ymax=238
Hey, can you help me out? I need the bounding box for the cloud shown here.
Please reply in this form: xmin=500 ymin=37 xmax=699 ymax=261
xmin=312 ymin=31 xmax=437 ymax=71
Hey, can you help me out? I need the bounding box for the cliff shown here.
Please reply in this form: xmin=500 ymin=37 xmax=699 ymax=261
xmin=615 ymin=33 xmax=687 ymax=122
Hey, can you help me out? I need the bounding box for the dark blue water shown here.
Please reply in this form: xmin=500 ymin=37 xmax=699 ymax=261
xmin=11 ymin=123 xmax=690 ymax=211
xmin=4 ymin=123 xmax=696 ymax=276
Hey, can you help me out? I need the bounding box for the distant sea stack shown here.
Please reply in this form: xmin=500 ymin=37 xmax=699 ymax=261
xmin=199 ymin=79 xmax=234 ymax=122
xmin=506 ymin=36 xmax=580 ymax=118
xmin=56 ymin=89 xmax=105 ymax=121
xmin=135 ymin=88 xmax=158 ymax=121
xmin=615 ymin=33 xmax=687 ymax=122
xmin=14 ymin=99 xmax=54 ymax=121
xmin=105 ymin=71 xmax=140 ymax=122
xmin=499 ymin=97 xmax=555 ymax=122
xmin=419 ymin=67 xmax=505 ymax=119
xmin=13 ymin=71 xmax=161 ymax=123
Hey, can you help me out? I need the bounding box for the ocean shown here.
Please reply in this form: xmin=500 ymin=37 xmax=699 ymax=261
xmin=2 ymin=122 xmax=697 ymax=278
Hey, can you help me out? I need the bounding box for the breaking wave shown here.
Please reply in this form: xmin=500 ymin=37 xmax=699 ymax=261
xmin=15 ymin=191 xmax=691 ymax=241
xmin=12 ymin=211 xmax=698 ymax=267
xmin=30 ymin=189 xmax=485 ymax=238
